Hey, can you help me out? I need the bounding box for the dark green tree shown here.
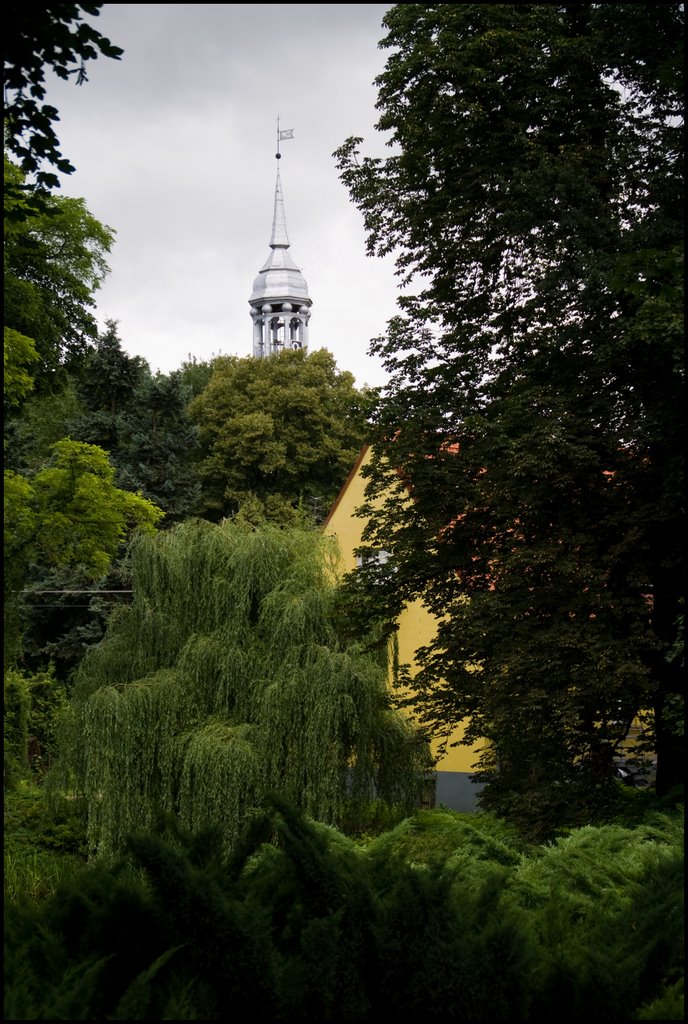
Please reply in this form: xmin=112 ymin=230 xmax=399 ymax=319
xmin=78 ymin=319 xmax=149 ymax=412
xmin=114 ymin=369 xmax=201 ymax=524
xmin=335 ymin=4 xmax=684 ymax=835
xmin=70 ymin=321 xmax=201 ymax=523
xmin=189 ymin=348 xmax=374 ymax=523
xmin=3 ymin=670 xmax=30 ymax=787
xmin=4 ymin=377 xmax=86 ymax=473
xmin=3 ymin=3 xmax=123 ymax=191
xmin=16 ymin=560 xmax=134 ymax=682
xmin=70 ymin=319 xmax=150 ymax=450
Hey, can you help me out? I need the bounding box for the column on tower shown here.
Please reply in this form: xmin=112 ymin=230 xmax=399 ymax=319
xmin=251 ymin=308 xmax=265 ymax=357
xmin=299 ymin=305 xmax=310 ymax=348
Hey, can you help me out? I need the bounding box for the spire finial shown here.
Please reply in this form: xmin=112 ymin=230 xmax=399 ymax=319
xmin=275 ymin=114 xmax=294 ymax=160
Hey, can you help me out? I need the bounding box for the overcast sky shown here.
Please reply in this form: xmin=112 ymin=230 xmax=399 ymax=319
xmin=42 ymin=3 xmax=400 ymax=389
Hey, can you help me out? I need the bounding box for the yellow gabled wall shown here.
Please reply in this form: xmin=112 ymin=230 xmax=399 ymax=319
xmin=323 ymin=446 xmax=481 ymax=779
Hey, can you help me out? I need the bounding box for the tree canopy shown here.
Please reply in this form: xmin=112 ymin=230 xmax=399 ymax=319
xmin=335 ymin=3 xmax=684 ymax=835
xmin=60 ymin=521 xmax=429 ymax=859
xmin=4 ymin=158 xmax=115 ymax=387
xmin=4 ymin=439 xmax=163 ymax=667
xmin=8 ymin=438 xmax=163 ymax=577
xmin=69 ymin=321 xmax=201 ymax=523
xmin=3 ymin=327 xmax=40 ymax=407
xmin=3 ymin=3 xmax=123 ymax=191
xmin=189 ymin=349 xmax=374 ymax=524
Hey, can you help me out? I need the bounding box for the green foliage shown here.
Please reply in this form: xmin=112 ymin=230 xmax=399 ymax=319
xmin=4 ymin=3 xmax=123 ymax=191
xmin=4 ymin=844 xmax=86 ymax=906
xmin=3 ymin=326 xmax=40 ymax=408
xmin=510 ymin=816 xmax=685 ymax=1021
xmin=5 ymin=438 xmax=163 ymax=580
xmin=339 ymin=798 xmax=411 ymax=843
xmin=178 ymin=353 xmax=215 ymax=398
xmin=113 ymin=369 xmax=201 ymax=525
xmin=74 ymin=319 xmax=149 ymax=431
xmin=60 ymin=521 xmax=430 ymax=860
xmin=4 ymin=665 xmax=67 ymax=787
xmin=4 ymin=379 xmax=86 ymax=474
xmin=4 ymin=803 xmax=682 ymax=1020
xmin=61 ymin=321 xmax=202 ymax=524
xmin=365 ymin=807 xmax=527 ymax=867
xmin=4 ymin=670 xmax=30 ymax=787
xmin=4 ymin=157 xmax=116 ymax=383
xmin=4 ymin=440 xmax=162 ymax=669
xmin=4 ymin=783 xmax=87 ymax=903
xmin=27 ymin=664 xmax=68 ymax=772
xmin=4 ymin=319 xmax=201 ymax=533
xmin=189 ymin=348 xmax=373 ymax=522
xmin=335 ymin=3 xmax=685 ymax=834
xmin=5 ymin=787 xmax=87 ymax=858
xmin=3 ymin=469 xmax=36 ymax=668
xmin=635 ymin=978 xmax=684 ymax=1021
xmin=17 ymin=560 xmax=134 ymax=682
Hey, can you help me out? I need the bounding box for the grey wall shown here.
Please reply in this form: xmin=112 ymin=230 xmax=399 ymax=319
xmin=435 ymin=771 xmax=484 ymax=812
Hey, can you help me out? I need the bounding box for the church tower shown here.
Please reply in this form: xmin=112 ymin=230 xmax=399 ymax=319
xmin=249 ymin=128 xmax=312 ymax=357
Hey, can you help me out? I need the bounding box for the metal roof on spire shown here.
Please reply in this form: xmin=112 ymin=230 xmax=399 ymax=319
xmin=248 ymin=119 xmax=311 ymax=308
xmin=269 ymin=167 xmax=290 ymax=249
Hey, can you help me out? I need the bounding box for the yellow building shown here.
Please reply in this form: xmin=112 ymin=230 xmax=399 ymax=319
xmin=323 ymin=446 xmax=484 ymax=811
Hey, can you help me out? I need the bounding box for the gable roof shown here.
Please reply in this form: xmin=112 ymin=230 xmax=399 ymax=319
xmin=321 ymin=445 xmax=370 ymax=530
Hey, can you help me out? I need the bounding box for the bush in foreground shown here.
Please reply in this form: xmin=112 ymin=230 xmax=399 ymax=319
xmin=4 ymin=802 xmax=683 ymax=1020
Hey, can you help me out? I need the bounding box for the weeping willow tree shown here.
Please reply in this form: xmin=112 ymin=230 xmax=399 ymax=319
xmin=59 ymin=520 xmax=429 ymax=858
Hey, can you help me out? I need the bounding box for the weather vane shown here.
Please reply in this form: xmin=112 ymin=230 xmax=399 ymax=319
xmin=276 ymin=114 xmax=294 ymax=159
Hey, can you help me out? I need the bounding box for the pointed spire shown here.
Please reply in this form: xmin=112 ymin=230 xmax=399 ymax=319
xmin=270 ymin=167 xmax=290 ymax=249
xmin=248 ymin=122 xmax=312 ymax=358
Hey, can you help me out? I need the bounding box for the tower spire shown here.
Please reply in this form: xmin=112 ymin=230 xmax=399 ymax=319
xmin=248 ymin=122 xmax=311 ymax=359
xmin=269 ymin=167 xmax=290 ymax=249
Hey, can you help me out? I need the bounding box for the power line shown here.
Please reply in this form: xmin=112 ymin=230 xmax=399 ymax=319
xmin=18 ymin=589 xmax=134 ymax=595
